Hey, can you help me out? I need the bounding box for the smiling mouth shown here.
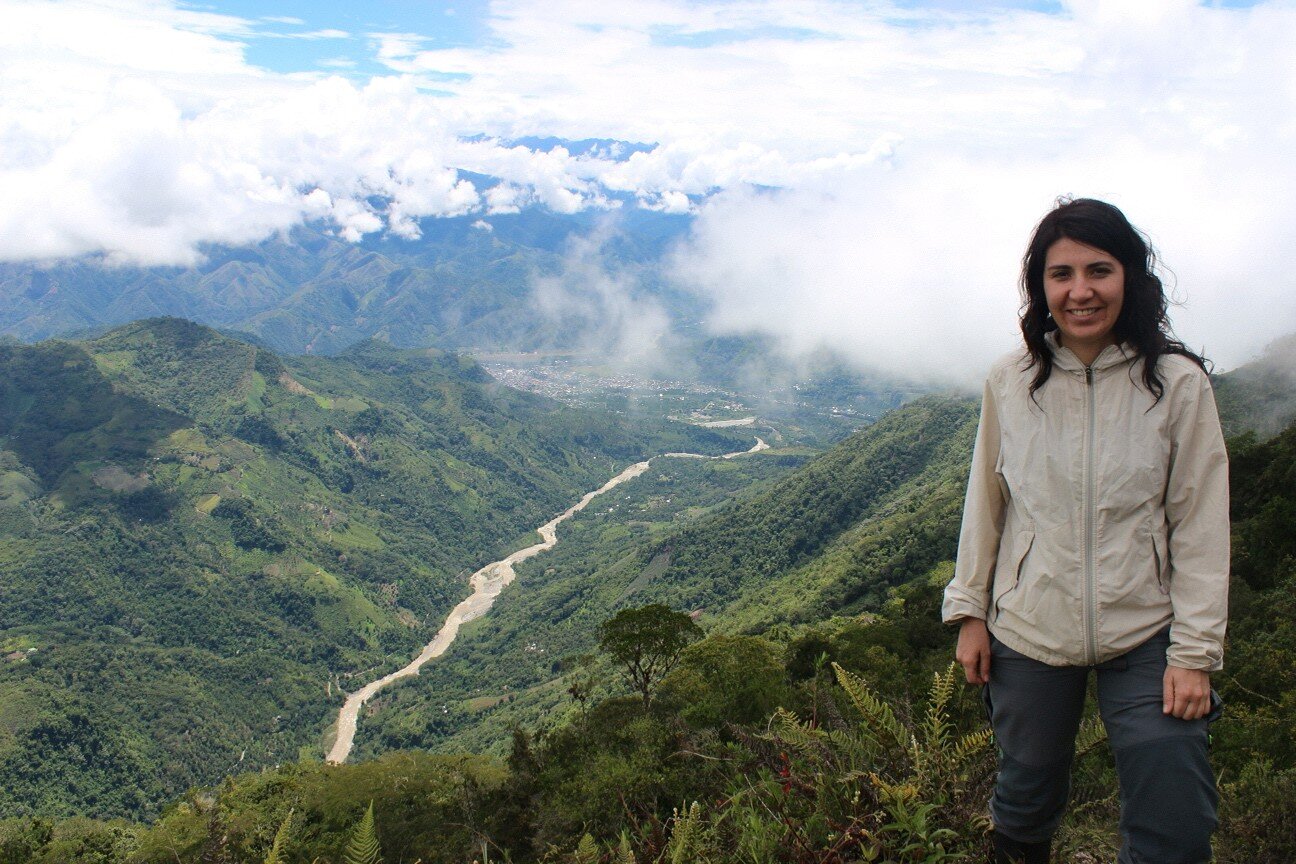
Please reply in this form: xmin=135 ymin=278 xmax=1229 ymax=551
xmin=1067 ymin=308 xmax=1103 ymax=318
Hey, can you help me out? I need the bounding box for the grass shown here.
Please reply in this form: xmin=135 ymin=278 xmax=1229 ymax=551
xmin=242 ymin=370 xmax=267 ymax=411
xmin=464 ymin=695 xmax=509 ymax=712
xmin=0 ymin=470 xmax=39 ymax=504
xmin=301 ymin=565 xmax=395 ymax=648
xmin=162 ymin=427 xmax=215 ymax=454
xmin=326 ymin=520 xmax=385 ymax=551
xmin=616 ymin=550 xmax=671 ymax=603
xmin=90 ymin=350 xmax=136 ymax=375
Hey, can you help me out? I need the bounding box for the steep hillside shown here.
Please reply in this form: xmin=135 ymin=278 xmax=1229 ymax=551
xmin=131 ymin=416 xmax=1296 ymax=863
xmin=0 ymin=318 xmax=742 ymax=819
xmin=644 ymin=396 xmax=979 ymax=627
xmin=347 ymin=395 xmax=977 ymax=757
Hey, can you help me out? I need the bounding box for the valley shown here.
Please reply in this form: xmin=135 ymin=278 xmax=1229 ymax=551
xmin=478 ymin=350 xmax=868 ymax=444
xmin=326 ymin=437 xmax=769 ymax=764
xmin=0 ymin=318 xmax=751 ymax=819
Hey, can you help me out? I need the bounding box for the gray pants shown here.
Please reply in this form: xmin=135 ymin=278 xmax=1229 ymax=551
xmin=985 ymin=628 xmax=1218 ymax=864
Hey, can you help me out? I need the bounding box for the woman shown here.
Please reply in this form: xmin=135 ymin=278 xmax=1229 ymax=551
xmin=942 ymin=198 xmax=1228 ymax=864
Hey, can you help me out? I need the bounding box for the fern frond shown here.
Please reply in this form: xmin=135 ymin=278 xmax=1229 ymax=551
xmin=1074 ymin=714 xmax=1109 ymax=759
xmin=949 ymin=727 xmax=993 ymax=768
xmin=667 ymin=802 xmax=709 ymax=864
xmin=667 ymin=810 xmax=693 ymax=864
xmin=825 ymin=728 xmax=872 ymax=769
xmin=767 ymin=707 xmax=827 ymax=754
xmin=263 ymin=809 xmax=294 ymax=864
xmin=832 ymin=663 xmax=909 ymax=751
xmin=343 ymin=801 xmax=382 ymax=864
xmin=572 ymin=833 xmax=599 ymax=864
xmin=616 ymin=830 xmax=636 ymax=864
xmin=866 ymin=771 xmax=920 ymax=804
xmin=920 ymin=665 xmax=958 ymax=752
xmin=928 ymin=665 xmax=956 ymax=725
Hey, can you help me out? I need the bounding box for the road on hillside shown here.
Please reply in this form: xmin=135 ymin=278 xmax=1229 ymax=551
xmin=325 ymin=436 xmax=769 ymax=764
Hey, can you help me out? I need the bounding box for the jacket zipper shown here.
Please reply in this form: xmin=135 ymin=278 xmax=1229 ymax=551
xmin=1084 ymin=365 xmax=1099 ymax=665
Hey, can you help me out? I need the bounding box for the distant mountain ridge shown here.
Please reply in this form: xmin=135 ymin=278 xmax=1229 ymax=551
xmin=0 ymin=206 xmax=921 ymax=435
xmin=0 ymin=209 xmax=695 ymax=356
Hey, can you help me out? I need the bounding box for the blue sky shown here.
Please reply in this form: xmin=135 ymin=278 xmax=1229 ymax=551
xmin=196 ymin=0 xmax=1270 ymax=79
xmin=191 ymin=1 xmax=1269 ymax=82
xmin=196 ymin=0 xmax=1091 ymax=74
xmin=190 ymin=0 xmax=493 ymax=76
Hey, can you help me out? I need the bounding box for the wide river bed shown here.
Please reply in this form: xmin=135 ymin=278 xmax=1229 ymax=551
xmin=325 ymin=437 xmax=768 ymax=764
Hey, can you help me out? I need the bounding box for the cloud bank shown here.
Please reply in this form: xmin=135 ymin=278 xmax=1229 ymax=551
xmin=2 ymin=0 xmax=1294 ymax=374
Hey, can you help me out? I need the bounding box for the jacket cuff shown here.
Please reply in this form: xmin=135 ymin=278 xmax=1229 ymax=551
xmin=941 ymin=589 xmax=988 ymax=625
xmin=1166 ymin=643 xmax=1224 ymax=673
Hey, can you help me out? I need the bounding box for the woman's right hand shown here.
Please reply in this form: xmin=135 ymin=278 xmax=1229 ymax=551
xmin=956 ymin=618 xmax=992 ymax=685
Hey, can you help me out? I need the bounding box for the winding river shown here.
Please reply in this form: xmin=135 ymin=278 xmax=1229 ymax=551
xmin=325 ymin=437 xmax=769 ymax=764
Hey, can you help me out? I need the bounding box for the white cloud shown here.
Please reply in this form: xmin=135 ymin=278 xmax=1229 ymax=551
xmin=531 ymin=220 xmax=675 ymax=371
xmin=2 ymin=0 xmax=1295 ymax=375
xmin=639 ymin=190 xmax=691 ymax=214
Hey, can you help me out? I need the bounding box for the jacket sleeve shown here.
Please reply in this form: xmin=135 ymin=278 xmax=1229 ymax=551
xmin=1164 ymin=369 xmax=1230 ymax=671
xmin=943 ymin=376 xmax=1007 ymax=623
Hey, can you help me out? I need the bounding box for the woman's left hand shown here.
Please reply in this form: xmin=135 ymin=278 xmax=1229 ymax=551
xmin=1163 ymin=666 xmax=1212 ymax=720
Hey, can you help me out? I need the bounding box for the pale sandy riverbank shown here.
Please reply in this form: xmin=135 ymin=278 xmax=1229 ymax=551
xmin=325 ymin=437 xmax=766 ymax=764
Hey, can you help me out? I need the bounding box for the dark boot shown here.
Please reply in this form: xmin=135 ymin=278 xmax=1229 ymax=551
xmin=992 ymin=830 xmax=1051 ymax=864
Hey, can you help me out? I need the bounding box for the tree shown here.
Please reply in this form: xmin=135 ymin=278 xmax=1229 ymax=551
xmin=598 ymin=604 xmax=702 ymax=707
xmin=658 ymin=635 xmax=786 ymax=728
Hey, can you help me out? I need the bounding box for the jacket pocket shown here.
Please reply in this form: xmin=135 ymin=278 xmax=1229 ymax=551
xmin=993 ymin=529 xmax=1035 ymax=618
xmin=1151 ymin=531 xmax=1170 ymax=595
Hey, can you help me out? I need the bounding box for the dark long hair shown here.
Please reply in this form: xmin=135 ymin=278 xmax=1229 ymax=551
xmin=1020 ymin=197 xmax=1207 ymax=400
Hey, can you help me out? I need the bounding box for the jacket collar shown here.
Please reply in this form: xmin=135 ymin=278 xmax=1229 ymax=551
xmin=1044 ymin=331 xmax=1137 ymax=374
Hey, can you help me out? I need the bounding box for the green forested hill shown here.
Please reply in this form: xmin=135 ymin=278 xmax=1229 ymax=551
xmin=342 ymin=395 xmax=978 ymax=758
xmin=0 ymin=317 xmax=742 ymax=820
xmin=645 ymin=396 xmax=978 ymax=628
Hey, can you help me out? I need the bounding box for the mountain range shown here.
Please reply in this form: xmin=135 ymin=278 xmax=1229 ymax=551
xmin=0 ymin=210 xmax=692 ymax=356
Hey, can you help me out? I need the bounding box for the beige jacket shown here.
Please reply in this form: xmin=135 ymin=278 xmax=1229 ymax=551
xmin=943 ymin=336 xmax=1229 ymax=670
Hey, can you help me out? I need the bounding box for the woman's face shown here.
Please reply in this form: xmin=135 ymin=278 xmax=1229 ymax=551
xmin=1043 ymin=237 xmax=1125 ymax=365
